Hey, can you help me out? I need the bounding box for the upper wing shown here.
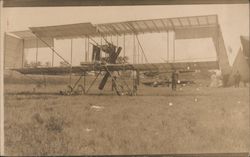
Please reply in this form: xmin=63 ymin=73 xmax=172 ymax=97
xmin=27 ymin=15 xmax=218 ymax=39
xmin=13 ymin=61 xmax=219 ymax=75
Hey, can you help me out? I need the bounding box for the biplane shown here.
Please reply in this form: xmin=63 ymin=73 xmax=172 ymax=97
xmin=5 ymin=14 xmax=231 ymax=96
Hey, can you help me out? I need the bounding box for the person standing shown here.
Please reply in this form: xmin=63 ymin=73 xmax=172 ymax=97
xmin=171 ymin=70 xmax=179 ymax=91
xmin=234 ymin=70 xmax=241 ymax=88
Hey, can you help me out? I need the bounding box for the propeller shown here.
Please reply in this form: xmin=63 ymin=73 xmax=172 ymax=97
xmin=98 ymin=47 xmax=122 ymax=90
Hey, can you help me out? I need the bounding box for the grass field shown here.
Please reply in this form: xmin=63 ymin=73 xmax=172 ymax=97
xmin=4 ymin=74 xmax=250 ymax=156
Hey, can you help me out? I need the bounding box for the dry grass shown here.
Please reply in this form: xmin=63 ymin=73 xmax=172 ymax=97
xmin=4 ymin=75 xmax=250 ymax=156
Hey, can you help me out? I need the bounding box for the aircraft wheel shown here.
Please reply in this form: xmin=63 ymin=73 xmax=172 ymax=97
xmin=127 ymin=91 xmax=134 ymax=96
xmin=66 ymin=85 xmax=73 ymax=95
xmin=76 ymin=84 xmax=85 ymax=95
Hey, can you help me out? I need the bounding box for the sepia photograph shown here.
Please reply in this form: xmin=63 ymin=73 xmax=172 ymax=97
xmin=0 ymin=0 xmax=249 ymax=156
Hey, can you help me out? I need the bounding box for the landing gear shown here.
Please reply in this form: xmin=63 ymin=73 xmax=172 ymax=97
xmin=60 ymin=84 xmax=85 ymax=96
xmin=76 ymin=84 xmax=85 ymax=95
xmin=65 ymin=85 xmax=73 ymax=95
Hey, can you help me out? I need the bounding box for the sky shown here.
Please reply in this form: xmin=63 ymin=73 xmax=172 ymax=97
xmin=2 ymin=4 xmax=249 ymax=66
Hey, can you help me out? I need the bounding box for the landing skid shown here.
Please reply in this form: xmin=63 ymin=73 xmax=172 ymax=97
xmin=59 ymin=69 xmax=137 ymax=96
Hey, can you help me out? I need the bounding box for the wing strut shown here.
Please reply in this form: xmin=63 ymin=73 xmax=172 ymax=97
xmin=34 ymin=35 xmax=71 ymax=66
xmin=135 ymin=35 xmax=148 ymax=63
xmin=85 ymin=71 xmax=102 ymax=94
xmin=134 ymin=34 xmax=160 ymax=73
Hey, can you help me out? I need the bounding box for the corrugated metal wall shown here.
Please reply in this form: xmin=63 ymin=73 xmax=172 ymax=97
xmin=228 ymin=48 xmax=249 ymax=85
xmin=4 ymin=34 xmax=24 ymax=68
xmin=4 ymin=34 xmax=54 ymax=68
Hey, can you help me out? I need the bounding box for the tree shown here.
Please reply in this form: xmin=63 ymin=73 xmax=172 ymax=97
xmin=60 ymin=61 xmax=68 ymax=67
xmin=116 ymin=56 xmax=129 ymax=64
xmin=45 ymin=61 xmax=51 ymax=67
